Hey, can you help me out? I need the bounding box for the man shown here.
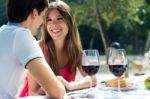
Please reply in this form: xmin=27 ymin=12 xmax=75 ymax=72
xmin=0 ymin=0 xmax=65 ymax=98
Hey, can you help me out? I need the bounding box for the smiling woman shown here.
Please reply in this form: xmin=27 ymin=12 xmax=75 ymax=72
xmin=19 ymin=0 xmax=97 ymax=97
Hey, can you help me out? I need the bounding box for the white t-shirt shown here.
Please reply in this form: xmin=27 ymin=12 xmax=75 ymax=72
xmin=0 ymin=23 xmax=44 ymax=98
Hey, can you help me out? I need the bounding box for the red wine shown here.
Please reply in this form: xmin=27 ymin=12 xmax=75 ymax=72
xmin=109 ymin=65 xmax=127 ymax=77
xmin=82 ymin=65 xmax=99 ymax=76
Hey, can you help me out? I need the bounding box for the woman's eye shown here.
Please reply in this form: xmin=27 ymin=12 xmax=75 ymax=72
xmin=47 ymin=19 xmax=52 ymax=22
xmin=57 ymin=17 xmax=63 ymax=20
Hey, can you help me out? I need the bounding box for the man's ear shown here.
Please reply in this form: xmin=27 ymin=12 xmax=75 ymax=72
xmin=31 ymin=9 xmax=38 ymax=19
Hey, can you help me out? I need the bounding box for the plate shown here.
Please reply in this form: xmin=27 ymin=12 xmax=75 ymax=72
xmin=99 ymin=82 xmax=136 ymax=91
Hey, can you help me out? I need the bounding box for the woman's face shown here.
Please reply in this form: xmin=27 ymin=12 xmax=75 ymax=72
xmin=46 ymin=9 xmax=69 ymax=41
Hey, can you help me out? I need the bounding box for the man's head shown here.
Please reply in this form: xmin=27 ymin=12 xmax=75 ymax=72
xmin=7 ymin=0 xmax=48 ymax=23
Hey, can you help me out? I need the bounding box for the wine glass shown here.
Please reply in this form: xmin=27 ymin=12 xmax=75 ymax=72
xmin=108 ymin=49 xmax=128 ymax=96
xmin=81 ymin=49 xmax=100 ymax=98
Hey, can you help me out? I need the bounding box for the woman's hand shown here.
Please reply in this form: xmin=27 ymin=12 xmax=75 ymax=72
xmin=57 ymin=75 xmax=97 ymax=91
xmin=57 ymin=76 xmax=77 ymax=91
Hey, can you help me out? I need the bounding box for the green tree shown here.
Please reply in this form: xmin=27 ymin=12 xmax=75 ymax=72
xmin=63 ymin=0 xmax=148 ymax=54
xmin=0 ymin=0 xmax=7 ymax=26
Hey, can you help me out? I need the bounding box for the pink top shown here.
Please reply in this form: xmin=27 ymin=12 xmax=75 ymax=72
xmin=19 ymin=40 xmax=75 ymax=97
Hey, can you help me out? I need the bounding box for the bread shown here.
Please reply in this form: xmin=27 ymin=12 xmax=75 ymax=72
xmin=105 ymin=78 xmax=133 ymax=88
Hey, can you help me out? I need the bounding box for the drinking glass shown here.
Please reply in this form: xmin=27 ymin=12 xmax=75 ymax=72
xmin=81 ymin=49 xmax=100 ymax=98
xmin=108 ymin=49 xmax=128 ymax=96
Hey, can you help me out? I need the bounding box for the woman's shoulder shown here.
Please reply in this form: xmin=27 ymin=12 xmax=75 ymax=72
xmin=37 ymin=40 xmax=44 ymax=49
xmin=38 ymin=40 xmax=43 ymax=44
xmin=38 ymin=40 xmax=45 ymax=47
xmin=38 ymin=40 xmax=48 ymax=55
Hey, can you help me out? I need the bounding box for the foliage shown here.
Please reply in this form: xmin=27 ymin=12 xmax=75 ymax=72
xmin=64 ymin=0 xmax=149 ymax=54
xmin=78 ymin=25 xmax=104 ymax=54
xmin=0 ymin=0 xmax=149 ymax=54
xmin=0 ymin=0 xmax=7 ymax=26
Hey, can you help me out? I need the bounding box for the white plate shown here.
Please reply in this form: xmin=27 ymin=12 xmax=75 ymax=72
xmin=99 ymin=83 xmax=136 ymax=91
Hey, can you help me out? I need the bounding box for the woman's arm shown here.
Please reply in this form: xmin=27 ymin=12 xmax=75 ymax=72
xmin=57 ymin=76 xmax=95 ymax=91
xmin=57 ymin=65 xmax=97 ymax=91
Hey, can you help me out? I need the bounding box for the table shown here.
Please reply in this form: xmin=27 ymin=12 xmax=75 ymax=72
xmin=18 ymin=74 xmax=150 ymax=99
xmin=17 ymin=96 xmax=57 ymax=99
xmin=66 ymin=74 xmax=150 ymax=99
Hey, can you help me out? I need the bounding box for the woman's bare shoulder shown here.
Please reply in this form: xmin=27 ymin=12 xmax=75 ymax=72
xmin=38 ymin=40 xmax=44 ymax=46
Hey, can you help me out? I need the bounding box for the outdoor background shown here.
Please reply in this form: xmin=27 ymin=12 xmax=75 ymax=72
xmin=0 ymin=0 xmax=149 ymax=56
xmin=0 ymin=0 xmax=149 ymax=94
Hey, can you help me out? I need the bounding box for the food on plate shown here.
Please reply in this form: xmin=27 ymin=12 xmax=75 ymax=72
xmin=104 ymin=78 xmax=133 ymax=88
xmin=144 ymin=76 xmax=150 ymax=89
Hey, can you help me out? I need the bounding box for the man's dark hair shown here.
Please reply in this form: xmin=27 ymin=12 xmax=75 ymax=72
xmin=7 ymin=0 xmax=48 ymax=22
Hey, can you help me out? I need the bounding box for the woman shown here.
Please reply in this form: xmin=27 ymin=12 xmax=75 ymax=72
xmin=19 ymin=0 xmax=97 ymax=96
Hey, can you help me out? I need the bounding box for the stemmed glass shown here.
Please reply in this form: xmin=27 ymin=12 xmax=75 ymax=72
xmin=81 ymin=49 xmax=100 ymax=98
xmin=108 ymin=49 xmax=128 ymax=96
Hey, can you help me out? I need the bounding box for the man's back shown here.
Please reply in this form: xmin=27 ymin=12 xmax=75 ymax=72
xmin=0 ymin=24 xmax=29 ymax=98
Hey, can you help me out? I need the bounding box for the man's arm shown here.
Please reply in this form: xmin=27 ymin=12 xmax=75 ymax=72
xmin=26 ymin=58 xmax=66 ymax=98
xmin=28 ymin=72 xmax=44 ymax=96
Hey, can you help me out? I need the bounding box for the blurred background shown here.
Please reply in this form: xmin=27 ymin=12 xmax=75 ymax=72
xmin=0 ymin=0 xmax=149 ymax=55
xmin=0 ymin=0 xmax=150 ymax=77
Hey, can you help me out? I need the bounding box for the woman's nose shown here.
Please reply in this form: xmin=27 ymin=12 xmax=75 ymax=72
xmin=50 ymin=20 xmax=59 ymax=28
xmin=51 ymin=20 xmax=58 ymax=25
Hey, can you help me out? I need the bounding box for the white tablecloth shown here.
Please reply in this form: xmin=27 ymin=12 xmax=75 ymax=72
xmin=65 ymin=74 xmax=150 ymax=99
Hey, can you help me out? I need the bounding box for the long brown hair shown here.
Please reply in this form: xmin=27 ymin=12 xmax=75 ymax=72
xmin=42 ymin=0 xmax=82 ymax=75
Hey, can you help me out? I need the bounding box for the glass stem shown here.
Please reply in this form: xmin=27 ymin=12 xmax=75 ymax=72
xmin=90 ymin=76 xmax=93 ymax=91
xmin=118 ymin=77 xmax=121 ymax=93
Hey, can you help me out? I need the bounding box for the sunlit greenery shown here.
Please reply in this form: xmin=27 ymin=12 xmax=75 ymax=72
xmin=64 ymin=0 xmax=149 ymax=54
xmin=0 ymin=0 xmax=149 ymax=54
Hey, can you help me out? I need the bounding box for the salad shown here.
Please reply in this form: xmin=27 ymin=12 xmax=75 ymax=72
xmin=145 ymin=51 xmax=150 ymax=58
